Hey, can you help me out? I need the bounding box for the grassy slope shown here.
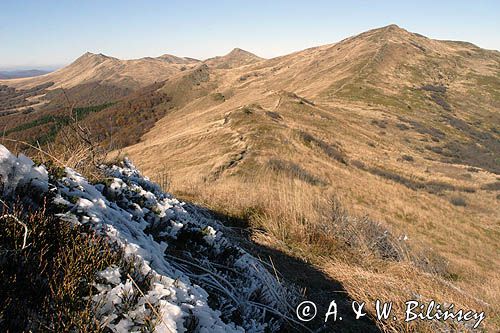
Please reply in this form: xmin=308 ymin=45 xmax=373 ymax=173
xmin=121 ymin=26 xmax=500 ymax=331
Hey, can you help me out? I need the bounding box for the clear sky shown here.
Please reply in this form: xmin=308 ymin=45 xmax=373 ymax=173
xmin=1 ymin=0 xmax=499 ymax=69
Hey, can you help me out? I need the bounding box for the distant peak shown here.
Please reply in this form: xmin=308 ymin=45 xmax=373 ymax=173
xmin=204 ymin=48 xmax=262 ymax=69
xmin=348 ymin=24 xmax=415 ymax=43
xmin=83 ymin=51 xmax=105 ymax=56
xmin=222 ymin=48 xmax=263 ymax=62
xmin=230 ymin=48 xmax=245 ymax=53
xmin=71 ymin=52 xmax=114 ymax=67
xmin=379 ymin=24 xmax=411 ymax=35
xmin=385 ymin=24 xmax=402 ymax=30
xmin=227 ymin=48 xmax=257 ymax=57
xmin=156 ymin=53 xmax=200 ymax=64
xmin=78 ymin=51 xmax=111 ymax=60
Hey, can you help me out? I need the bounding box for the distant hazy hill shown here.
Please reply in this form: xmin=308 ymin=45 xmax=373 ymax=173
xmin=0 ymin=52 xmax=185 ymax=90
xmin=0 ymin=69 xmax=51 ymax=79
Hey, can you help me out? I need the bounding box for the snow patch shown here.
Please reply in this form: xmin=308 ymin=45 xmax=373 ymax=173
xmin=0 ymin=146 xmax=297 ymax=332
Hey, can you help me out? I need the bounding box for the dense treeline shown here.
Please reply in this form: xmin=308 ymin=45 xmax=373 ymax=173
xmin=4 ymin=103 xmax=113 ymax=145
xmin=82 ymin=82 xmax=171 ymax=148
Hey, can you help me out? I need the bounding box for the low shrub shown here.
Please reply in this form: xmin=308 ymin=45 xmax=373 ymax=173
xmin=401 ymin=154 xmax=414 ymax=162
xmin=268 ymin=158 xmax=324 ymax=185
xmin=265 ymin=111 xmax=282 ymax=120
xmin=0 ymin=202 xmax=125 ymax=332
xmin=421 ymin=84 xmax=447 ymax=94
xmin=371 ymin=119 xmax=387 ymax=128
xmin=298 ymin=130 xmax=347 ymax=164
xmin=481 ymin=181 xmax=500 ymax=191
xmin=396 ymin=123 xmax=409 ymax=130
xmin=430 ymin=93 xmax=451 ymax=111
xmin=322 ymin=197 xmax=409 ymax=262
xmin=350 ymin=159 xmax=366 ymax=169
xmin=450 ymin=196 xmax=467 ymax=207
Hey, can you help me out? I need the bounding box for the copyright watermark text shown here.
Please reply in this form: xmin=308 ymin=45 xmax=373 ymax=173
xmin=295 ymin=299 xmax=485 ymax=329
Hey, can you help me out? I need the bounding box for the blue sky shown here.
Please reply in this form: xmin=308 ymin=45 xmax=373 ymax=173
xmin=1 ymin=0 xmax=498 ymax=69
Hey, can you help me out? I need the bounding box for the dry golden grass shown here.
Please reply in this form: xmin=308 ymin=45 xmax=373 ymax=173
xmin=120 ymin=31 xmax=499 ymax=327
xmin=124 ymin=87 xmax=499 ymax=331
xmin=169 ymin=172 xmax=499 ymax=331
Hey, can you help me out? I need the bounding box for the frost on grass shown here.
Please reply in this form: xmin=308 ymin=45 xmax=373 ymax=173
xmin=0 ymin=145 xmax=298 ymax=332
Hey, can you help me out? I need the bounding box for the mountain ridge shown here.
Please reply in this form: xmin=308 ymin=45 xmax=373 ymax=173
xmin=107 ymin=27 xmax=498 ymax=332
xmin=1 ymin=24 xmax=497 ymax=96
xmin=1 ymin=24 xmax=499 ymax=332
